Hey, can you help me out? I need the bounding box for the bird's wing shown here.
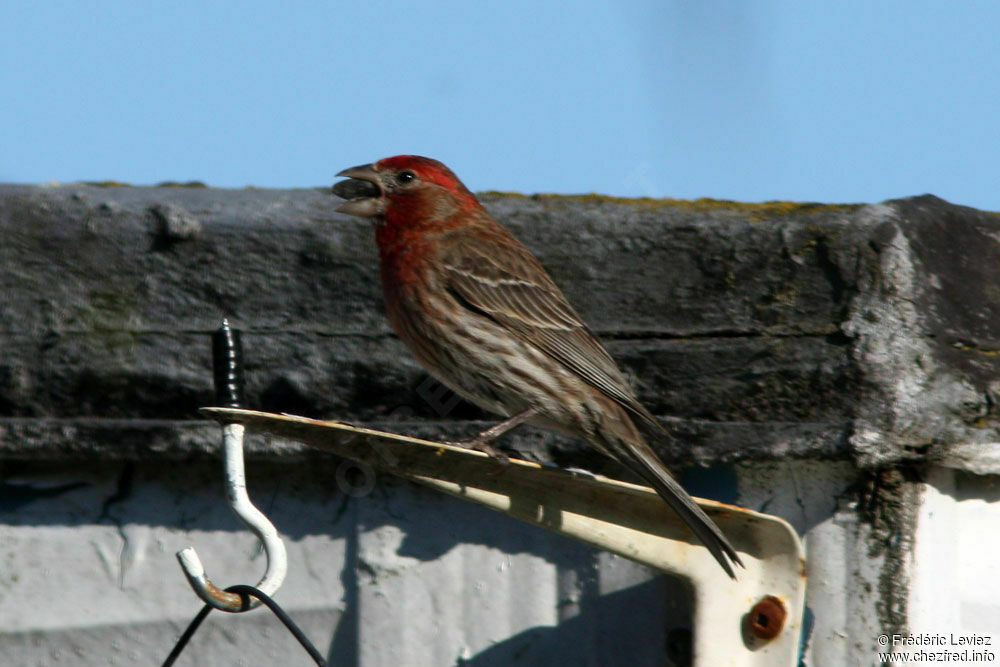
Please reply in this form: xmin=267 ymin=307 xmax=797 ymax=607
xmin=439 ymin=229 xmax=662 ymax=429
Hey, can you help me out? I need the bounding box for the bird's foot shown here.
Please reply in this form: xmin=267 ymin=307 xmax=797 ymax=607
xmin=441 ymin=409 xmax=534 ymax=466
xmin=445 ymin=437 xmax=510 ymax=465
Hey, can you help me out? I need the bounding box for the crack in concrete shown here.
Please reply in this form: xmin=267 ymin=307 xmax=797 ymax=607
xmin=98 ymin=462 xmax=135 ymax=588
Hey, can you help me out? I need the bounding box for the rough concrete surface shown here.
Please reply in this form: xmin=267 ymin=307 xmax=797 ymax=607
xmin=1 ymin=184 xmax=997 ymax=468
xmin=1 ymin=184 xmax=999 ymax=665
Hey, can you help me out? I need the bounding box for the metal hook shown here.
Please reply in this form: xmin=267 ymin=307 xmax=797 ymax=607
xmin=175 ymin=321 xmax=288 ymax=611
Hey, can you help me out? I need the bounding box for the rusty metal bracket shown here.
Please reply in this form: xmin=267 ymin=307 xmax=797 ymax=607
xmin=201 ymin=407 xmax=806 ymax=664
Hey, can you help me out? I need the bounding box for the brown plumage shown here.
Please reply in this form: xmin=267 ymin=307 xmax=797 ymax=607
xmin=332 ymin=155 xmax=742 ymax=578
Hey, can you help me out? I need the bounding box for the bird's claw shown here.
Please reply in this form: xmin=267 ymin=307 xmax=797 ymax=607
xmin=445 ymin=438 xmax=510 ymax=466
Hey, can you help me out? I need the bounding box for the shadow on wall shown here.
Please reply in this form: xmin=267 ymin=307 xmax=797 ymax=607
xmin=456 ymin=577 xmax=691 ymax=667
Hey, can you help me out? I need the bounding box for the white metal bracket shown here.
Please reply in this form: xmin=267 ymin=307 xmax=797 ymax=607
xmin=201 ymin=407 xmax=806 ymax=664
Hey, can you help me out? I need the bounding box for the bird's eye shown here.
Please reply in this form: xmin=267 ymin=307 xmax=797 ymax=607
xmin=396 ymin=170 xmax=416 ymax=185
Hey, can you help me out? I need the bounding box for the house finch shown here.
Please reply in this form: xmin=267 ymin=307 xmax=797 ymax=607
xmin=332 ymin=155 xmax=742 ymax=578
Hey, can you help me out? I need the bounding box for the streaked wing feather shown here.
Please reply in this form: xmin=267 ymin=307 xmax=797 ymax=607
xmin=441 ymin=233 xmax=661 ymax=428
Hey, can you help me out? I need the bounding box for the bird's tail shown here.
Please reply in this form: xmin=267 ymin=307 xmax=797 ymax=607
xmin=595 ymin=402 xmax=743 ymax=579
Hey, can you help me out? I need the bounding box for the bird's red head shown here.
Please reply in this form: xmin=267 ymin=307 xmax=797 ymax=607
xmin=332 ymin=155 xmax=482 ymax=226
xmin=375 ymin=155 xmax=476 ymax=201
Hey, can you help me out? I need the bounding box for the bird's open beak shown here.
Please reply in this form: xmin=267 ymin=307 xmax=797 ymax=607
xmin=332 ymin=163 xmax=385 ymax=217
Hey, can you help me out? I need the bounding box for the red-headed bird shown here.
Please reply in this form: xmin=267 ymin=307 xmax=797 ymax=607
xmin=332 ymin=155 xmax=742 ymax=578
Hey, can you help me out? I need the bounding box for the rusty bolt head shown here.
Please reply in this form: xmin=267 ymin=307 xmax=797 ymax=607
xmin=748 ymin=595 xmax=787 ymax=641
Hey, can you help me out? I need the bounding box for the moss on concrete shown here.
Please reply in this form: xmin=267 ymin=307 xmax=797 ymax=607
xmin=480 ymin=190 xmax=860 ymax=221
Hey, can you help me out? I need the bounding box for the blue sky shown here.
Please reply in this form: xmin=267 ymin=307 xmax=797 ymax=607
xmin=2 ymin=1 xmax=998 ymax=210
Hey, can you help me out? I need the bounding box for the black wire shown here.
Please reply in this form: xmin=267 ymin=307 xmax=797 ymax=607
xmin=227 ymin=585 xmax=328 ymax=666
xmin=161 ymin=584 xmax=328 ymax=667
xmin=161 ymin=604 xmax=213 ymax=667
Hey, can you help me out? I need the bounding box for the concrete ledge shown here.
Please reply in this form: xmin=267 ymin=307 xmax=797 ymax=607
xmin=1 ymin=184 xmax=998 ymax=472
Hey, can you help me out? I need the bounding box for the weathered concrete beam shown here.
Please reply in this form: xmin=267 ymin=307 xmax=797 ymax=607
xmin=1 ymin=184 xmax=997 ymax=471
